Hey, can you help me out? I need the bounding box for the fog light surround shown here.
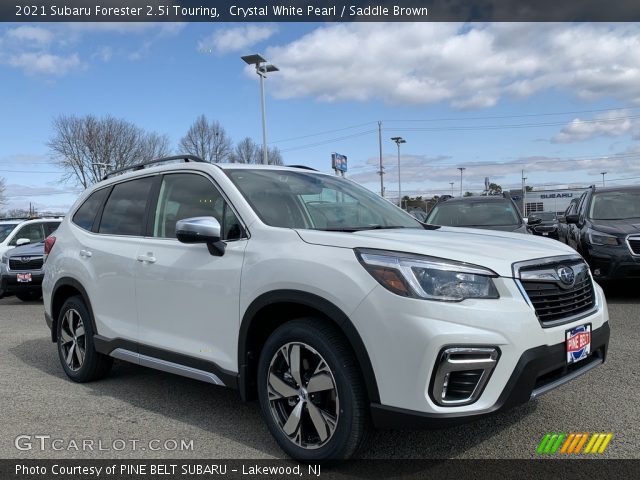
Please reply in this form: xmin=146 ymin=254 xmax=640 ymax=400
xmin=431 ymin=347 xmax=499 ymax=406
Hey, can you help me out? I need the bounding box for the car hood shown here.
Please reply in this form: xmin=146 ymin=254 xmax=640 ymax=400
xmin=7 ymin=242 xmax=44 ymax=257
xmin=590 ymin=218 xmax=640 ymax=236
xmin=296 ymin=227 xmax=578 ymax=277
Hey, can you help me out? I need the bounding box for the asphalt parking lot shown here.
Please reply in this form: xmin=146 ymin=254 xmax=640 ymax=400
xmin=0 ymin=284 xmax=638 ymax=460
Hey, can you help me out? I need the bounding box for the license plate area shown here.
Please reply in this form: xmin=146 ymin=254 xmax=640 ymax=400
xmin=566 ymin=324 xmax=591 ymax=364
xmin=17 ymin=273 xmax=32 ymax=283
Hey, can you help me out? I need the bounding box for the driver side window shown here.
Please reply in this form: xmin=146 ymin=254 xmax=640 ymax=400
xmin=10 ymin=223 xmax=44 ymax=245
xmin=153 ymin=173 xmax=244 ymax=241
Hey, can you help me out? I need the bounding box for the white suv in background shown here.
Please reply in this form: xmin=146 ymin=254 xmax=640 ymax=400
xmin=42 ymin=156 xmax=610 ymax=461
xmin=0 ymin=217 xmax=61 ymax=257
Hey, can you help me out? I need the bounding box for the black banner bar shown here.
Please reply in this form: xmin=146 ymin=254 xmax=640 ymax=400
xmin=4 ymin=0 xmax=640 ymax=22
xmin=1 ymin=459 xmax=639 ymax=480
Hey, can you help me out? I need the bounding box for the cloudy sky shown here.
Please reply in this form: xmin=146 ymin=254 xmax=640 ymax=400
xmin=2 ymin=22 xmax=640 ymax=212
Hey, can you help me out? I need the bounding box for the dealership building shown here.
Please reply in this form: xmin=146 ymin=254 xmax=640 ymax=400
xmin=508 ymin=188 xmax=586 ymax=216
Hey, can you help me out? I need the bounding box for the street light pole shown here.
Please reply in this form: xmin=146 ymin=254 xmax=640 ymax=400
xmin=391 ymin=136 xmax=406 ymax=207
xmin=450 ymin=182 xmax=454 ymax=196
xmin=600 ymin=171 xmax=607 ymax=187
xmin=241 ymin=54 xmax=279 ymax=165
xmin=457 ymin=167 xmax=466 ymax=196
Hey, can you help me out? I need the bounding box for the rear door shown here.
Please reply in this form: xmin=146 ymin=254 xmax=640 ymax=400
xmin=74 ymin=176 xmax=155 ymax=341
xmin=134 ymin=172 xmax=247 ymax=374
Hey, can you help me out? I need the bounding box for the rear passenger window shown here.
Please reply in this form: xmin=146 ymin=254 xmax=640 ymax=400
xmin=99 ymin=177 xmax=154 ymax=236
xmin=44 ymin=222 xmax=61 ymax=237
xmin=72 ymin=188 xmax=109 ymax=231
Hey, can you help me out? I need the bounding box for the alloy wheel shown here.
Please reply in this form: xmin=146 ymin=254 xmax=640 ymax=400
xmin=59 ymin=309 xmax=86 ymax=372
xmin=267 ymin=342 xmax=339 ymax=449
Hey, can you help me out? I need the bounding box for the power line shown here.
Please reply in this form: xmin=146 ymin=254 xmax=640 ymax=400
xmin=270 ymin=121 xmax=377 ymax=144
xmin=279 ymin=130 xmax=377 ymax=153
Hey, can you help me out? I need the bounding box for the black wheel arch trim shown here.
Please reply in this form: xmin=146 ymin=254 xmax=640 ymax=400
xmin=238 ymin=289 xmax=380 ymax=404
xmin=50 ymin=277 xmax=97 ymax=343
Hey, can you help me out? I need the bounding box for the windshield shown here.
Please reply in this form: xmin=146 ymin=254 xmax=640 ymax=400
xmin=537 ymin=212 xmax=556 ymax=221
xmin=427 ymin=200 xmax=521 ymax=227
xmin=589 ymin=191 xmax=640 ymax=220
xmin=0 ymin=223 xmax=19 ymax=243
xmin=226 ymin=169 xmax=422 ymax=231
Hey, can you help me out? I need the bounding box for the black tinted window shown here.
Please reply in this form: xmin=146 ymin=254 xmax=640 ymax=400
xmin=44 ymin=222 xmax=61 ymax=237
xmin=428 ymin=200 xmax=521 ymax=227
xmin=99 ymin=177 xmax=154 ymax=236
xmin=73 ymin=188 xmax=109 ymax=231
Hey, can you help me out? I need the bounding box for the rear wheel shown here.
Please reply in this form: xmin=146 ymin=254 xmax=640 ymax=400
xmin=57 ymin=296 xmax=112 ymax=382
xmin=257 ymin=318 xmax=371 ymax=461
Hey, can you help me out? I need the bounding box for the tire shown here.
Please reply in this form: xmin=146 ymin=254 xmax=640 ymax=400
xmin=57 ymin=296 xmax=113 ymax=382
xmin=16 ymin=291 xmax=42 ymax=302
xmin=257 ymin=318 xmax=371 ymax=461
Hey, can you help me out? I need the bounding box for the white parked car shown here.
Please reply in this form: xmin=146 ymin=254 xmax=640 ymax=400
xmin=42 ymin=156 xmax=610 ymax=461
xmin=0 ymin=217 xmax=61 ymax=257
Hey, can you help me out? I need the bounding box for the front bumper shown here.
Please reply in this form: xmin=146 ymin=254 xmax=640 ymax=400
xmin=350 ymin=276 xmax=609 ymax=419
xmin=371 ymin=322 xmax=609 ymax=428
xmin=0 ymin=271 xmax=44 ymax=296
xmin=585 ymin=243 xmax=640 ymax=280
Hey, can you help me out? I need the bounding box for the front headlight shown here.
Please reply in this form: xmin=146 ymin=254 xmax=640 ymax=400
xmin=356 ymin=249 xmax=499 ymax=302
xmin=587 ymin=228 xmax=619 ymax=246
xmin=1 ymin=255 xmax=7 ymax=265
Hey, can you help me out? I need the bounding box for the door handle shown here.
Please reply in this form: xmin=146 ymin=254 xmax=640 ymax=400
xmin=136 ymin=254 xmax=156 ymax=264
xmin=79 ymin=249 xmax=92 ymax=258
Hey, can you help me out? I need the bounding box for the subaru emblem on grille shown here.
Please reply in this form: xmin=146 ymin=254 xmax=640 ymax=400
xmin=20 ymin=257 xmax=31 ymax=263
xmin=558 ymin=266 xmax=575 ymax=286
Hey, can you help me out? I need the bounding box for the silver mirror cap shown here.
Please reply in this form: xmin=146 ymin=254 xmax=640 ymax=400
xmin=175 ymin=216 xmax=221 ymax=242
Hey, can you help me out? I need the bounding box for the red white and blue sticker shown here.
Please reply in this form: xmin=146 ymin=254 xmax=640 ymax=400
xmin=566 ymin=324 xmax=591 ymax=364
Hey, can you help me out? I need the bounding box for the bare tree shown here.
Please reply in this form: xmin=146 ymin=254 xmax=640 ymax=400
xmin=230 ymin=137 xmax=260 ymax=164
xmin=267 ymin=146 xmax=284 ymax=165
xmin=230 ymin=138 xmax=284 ymax=165
xmin=0 ymin=177 xmax=6 ymax=210
xmin=48 ymin=114 xmax=172 ymax=188
xmin=179 ymin=115 xmax=232 ymax=163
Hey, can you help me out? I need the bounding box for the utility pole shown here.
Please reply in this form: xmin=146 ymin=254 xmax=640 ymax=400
xmin=600 ymin=171 xmax=607 ymax=187
xmin=390 ymin=137 xmax=406 ymax=207
xmin=378 ymin=121 xmax=384 ymax=197
xmin=457 ymin=167 xmax=466 ymax=196
xmin=450 ymin=182 xmax=454 ymax=196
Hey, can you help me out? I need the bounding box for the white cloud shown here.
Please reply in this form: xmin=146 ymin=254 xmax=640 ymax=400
xmin=552 ymin=110 xmax=637 ymax=143
xmin=8 ymin=52 xmax=83 ymax=77
xmin=5 ymin=26 xmax=53 ymax=45
xmin=198 ymin=25 xmax=277 ymax=55
xmin=265 ymin=23 xmax=640 ymax=108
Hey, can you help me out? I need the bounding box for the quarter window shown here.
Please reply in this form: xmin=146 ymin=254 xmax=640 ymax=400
xmin=72 ymin=187 xmax=110 ymax=231
xmin=153 ymin=173 xmax=243 ymax=241
xmin=99 ymin=177 xmax=154 ymax=236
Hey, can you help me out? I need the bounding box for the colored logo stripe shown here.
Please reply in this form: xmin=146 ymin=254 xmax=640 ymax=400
xmin=537 ymin=433 xmax=612 ymax=454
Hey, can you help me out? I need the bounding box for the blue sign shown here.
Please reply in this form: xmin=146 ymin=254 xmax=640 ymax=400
xmin=332 ymin=153 xmax=347 ymax=172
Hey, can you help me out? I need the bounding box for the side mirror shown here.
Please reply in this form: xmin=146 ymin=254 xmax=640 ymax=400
xmin=565 ymin=214 xmax=579 ymax=225
xmin=16 ymin=238 xmax=30 ymax=246
xmin=176 ymin=216 xmax=225 ymax=256
xmin=527 ymin=216 xmax=542 ymax=226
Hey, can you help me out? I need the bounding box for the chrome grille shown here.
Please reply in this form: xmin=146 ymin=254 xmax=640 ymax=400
xmin=517 ymin=259 xmax=595 ymax=327
xmin=628 ymin=236 xmax=640 ymax=255
xmin=9 ymin=256 xmax=43 ymax=271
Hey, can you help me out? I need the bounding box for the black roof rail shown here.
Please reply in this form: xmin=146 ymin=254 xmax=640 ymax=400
xmin=103 ymin=155 xmax=206 ymax=180
xmin=0 ymin=216 xmax=64 ymax=221
xmin=286 ymin=164 xmax=318 ymax=171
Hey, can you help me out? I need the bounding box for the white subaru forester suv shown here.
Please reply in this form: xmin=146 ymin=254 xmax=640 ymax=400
xmin=43 ymin=156 xmax=609 ymax=461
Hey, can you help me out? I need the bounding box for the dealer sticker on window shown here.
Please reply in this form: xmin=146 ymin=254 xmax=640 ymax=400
xmin=16 ymin=273 xmax=32 ymax=283
xmin=566 ymin=324 xmax=591 ymax=364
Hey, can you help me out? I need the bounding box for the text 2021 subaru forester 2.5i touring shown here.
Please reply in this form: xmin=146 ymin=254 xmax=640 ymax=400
xmin=43 ymin=156 xmax=609 ymax=461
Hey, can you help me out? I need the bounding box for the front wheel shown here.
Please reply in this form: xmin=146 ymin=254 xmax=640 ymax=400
xmin=257 ymin=319 xmax=371 ymax=461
